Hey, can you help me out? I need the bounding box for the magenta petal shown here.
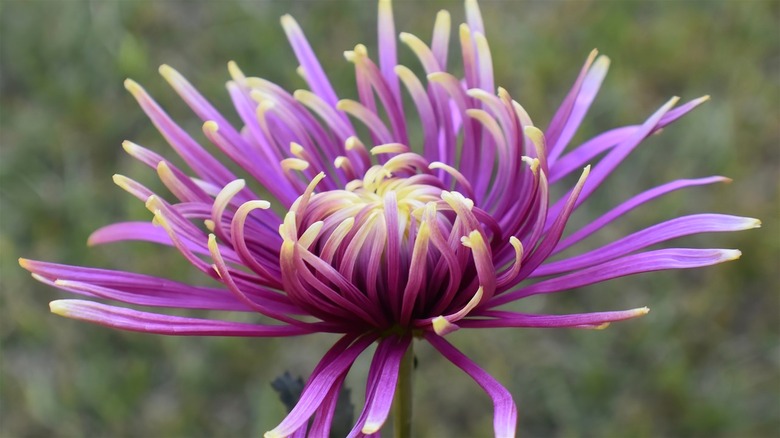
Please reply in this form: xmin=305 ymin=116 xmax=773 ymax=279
xmin=20 ymin=259 xmax=298 ymax=312
xmin=551 ymin=176 xmax=732 ymax=254
xmin=266 ymin=335 xmax=377 ymax=438
xmin=281 ymin=15 xmax=342 ymax=114
xmin=308 ymin=373 xmax=349 ymax=438
xmin=547 ymin=96 xmax=679 ymax=226
xmin=350 ymin=336 xmax=411 ymax=436
xmin=425 ymin=333 xmax=517 ymax=438
xmin=88 ymin=221 xmax=212 ymax=255
xmin=125 ymin=80 xmax=237 ymax=188
xmin=362 ymin=337 xmax=411 ymax=433
xmin=464 ymin=307 xmax=649 ymax=329
xmin=535 ymin=214 xmax=759 ymax=276
xmin=549 ymin=96 xmax=709 ymax=184
xmin=48 ymin=299 xmax=310 ymax=337
xmin=492 ymin=248 xmax=741 ymax=306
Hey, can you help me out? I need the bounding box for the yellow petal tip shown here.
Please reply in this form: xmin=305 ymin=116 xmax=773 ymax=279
xmin=123 ymin=78 xmax=142 ymax=95
xmin=362 ymin=422 xmax=382 ymax=434
xmin=49 ymin=300 xmax=71 ymax=317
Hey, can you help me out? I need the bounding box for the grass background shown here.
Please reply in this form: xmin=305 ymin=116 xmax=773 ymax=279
xmin=1 ymin=0 xmax=778 ymax=437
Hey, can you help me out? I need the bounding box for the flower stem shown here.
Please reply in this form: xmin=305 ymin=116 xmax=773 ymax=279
xmin=393 ymin=341 xmax=414 ymax=438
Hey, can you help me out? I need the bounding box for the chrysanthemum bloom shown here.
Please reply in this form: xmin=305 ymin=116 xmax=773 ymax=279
xmin=20 ymin=1 xmax=759 ymax=436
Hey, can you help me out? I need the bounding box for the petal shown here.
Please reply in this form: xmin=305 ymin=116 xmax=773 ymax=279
xmin=536 ymin=214 xmax=760 ymax=276
xmin=20 ymin=258 xmax=299 ymax=314
xmin=265 ymin=334 xmax=377 ymax=438
xmin=425 ymin=333 xmax=517 ymax=438
xmin=48 ymin=300 xmax=310 ymax=337
xmin=547 ymin=55 xmax=610 ymax=164
xmin=551 ymin=176 xmax=732 ymax=253
xmin=491 ymin=248 xmax=742 ymax=306
xmin=124 ymin=79 xmax=238 ymax=188
xmin=280 ymin=15 xmax=342 ymax=112
xmin=350 ymin=336 xmax=411 ymax=436
xmin=547 ymin=96 xmax=679 ymax=225
xmin=377 ymin=0 xmax=400 ymax=100
xmin=464 ymin=307 xmax=650 ymax=329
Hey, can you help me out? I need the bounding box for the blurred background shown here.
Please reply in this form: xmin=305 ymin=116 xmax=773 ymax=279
xmin=1 ymin=0 xmax=778 ymax=437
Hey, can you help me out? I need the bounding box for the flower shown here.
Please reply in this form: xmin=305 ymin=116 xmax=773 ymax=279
xmin=19 ymin=0 xmax=759 ymax=437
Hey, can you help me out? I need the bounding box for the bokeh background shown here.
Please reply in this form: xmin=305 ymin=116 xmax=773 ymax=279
xmin=1 ymin=0 xmax=778 ymax=437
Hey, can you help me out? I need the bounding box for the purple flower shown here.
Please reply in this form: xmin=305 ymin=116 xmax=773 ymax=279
xmin=19 ymin=0 xmax=758 ymax=436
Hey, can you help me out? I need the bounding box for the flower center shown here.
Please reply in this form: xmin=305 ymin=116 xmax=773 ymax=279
xmin=277 ymin=153 xmax=506 ymax=330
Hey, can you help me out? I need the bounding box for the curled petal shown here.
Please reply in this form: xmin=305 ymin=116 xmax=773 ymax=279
xmin=265 ymin=334 xmax=378 ymax=438
xmin=425 ymin=333 xmax=517 ymax=438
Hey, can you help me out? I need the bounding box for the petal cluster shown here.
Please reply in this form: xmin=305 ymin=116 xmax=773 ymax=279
xmin=20 ymin=0 xmax=758 ymax=436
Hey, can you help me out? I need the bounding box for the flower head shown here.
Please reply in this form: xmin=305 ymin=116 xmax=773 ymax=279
xmin=20 ymin=0 xmax=759 ymax=436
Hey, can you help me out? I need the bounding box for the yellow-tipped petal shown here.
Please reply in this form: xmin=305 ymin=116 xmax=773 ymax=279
xmin=121 ymin=140 xmax=141 ymax=156
xmin=362 ymin=421 xmax=382 ymax=434
xmin=279 ymin=14 xmax=297 ymax=31
xmin=123 ymin=78 xmax=143 ymax=96
xmin=289 ymin=142 xmax=305 ymax=157
xmin=18 ymin=258 xmax=32 ymax=270
xmin=227 ymin=60 xmax=246 ymax=82
xmin=524 ymin=126 xmax=546 ymax=151
xmin=334 ymin=156 xmax=349 ymax=169
xmin=426 ymin=71 xmax=449 ymax=83
xmin=299 ymin=221 xmax=324 ymax=250
xmin=158 ymin=64 xmax=180 ymax=83
xmin=279 ymin=211 xmax=298 ymax=242
xmin=280 ymin=158 xmax=310 ymax=172
xmin=49 ymin=300 xmax=73 ymax=317
xmin=345 ymin=136 xmax=364 ymax=151
xmin=207 ymin=233 xmax=218 ymax=252
xmin=370 ymin=143 xmax=408 ymax=155
xmin=203 ymin=120 xmax=219 ymax=134
xmin=432 ymin=316 xmax=460 ymax=336
xmin=296 ymin=65 xmax=306 ymax=81
xmin=264 ymin=430 xmax=284 ymax=438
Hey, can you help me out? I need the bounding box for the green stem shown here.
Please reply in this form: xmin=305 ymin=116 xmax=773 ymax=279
xmin=392 ymin=341 xmax=414 ymax=438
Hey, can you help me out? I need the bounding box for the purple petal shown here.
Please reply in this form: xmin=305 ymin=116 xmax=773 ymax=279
xmin=359 ymin=337 xmax=411 ymax=435
xmin=536 ymin=214 xmax=759 ymax=276
xmin=48 ymin=299 xmax=310 ymax=337
xmin=265 ymin=334 xmax=378 ymax=438
xmin=547 ymin=96 xmax=679 ymax=226
xmin=377 ymin=0 xmax=400 ymax=100
xmin=549 ymin=95 xmax=711 ymax=184
xmin=547 ymin=55 xmax=610 ymax=164
xmin=88 ymin=221 xmax=209 ymax=254
xmin=124 ymin=79 xmax=238 ymax=188
xmin=464 ymin=307 xmax=649 ymax=329
xmin=491 ymin=248 xmax=742 ymax=306
xmin=544 ymin=50 xmax=599 ymax=158
xmin=308 ymin=373 xmax=348 ymax=438
xmin=552 ymin=176 xmax=732 ymax=253
xmin=20 ymin=258 xmax=300 ymax=314
xmin=425 ymin=333 xmax=517 ymax=438
xmin=280 ymin=15 xmax=344 ymax=120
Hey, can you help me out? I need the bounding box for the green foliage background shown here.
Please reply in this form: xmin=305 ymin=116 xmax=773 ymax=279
xmin=1 ymin=0 xmax=778 ymax=436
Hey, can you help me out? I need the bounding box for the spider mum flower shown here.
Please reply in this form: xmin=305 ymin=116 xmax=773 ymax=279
xmin=20 ymin=1 xmax=759 ymax=436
